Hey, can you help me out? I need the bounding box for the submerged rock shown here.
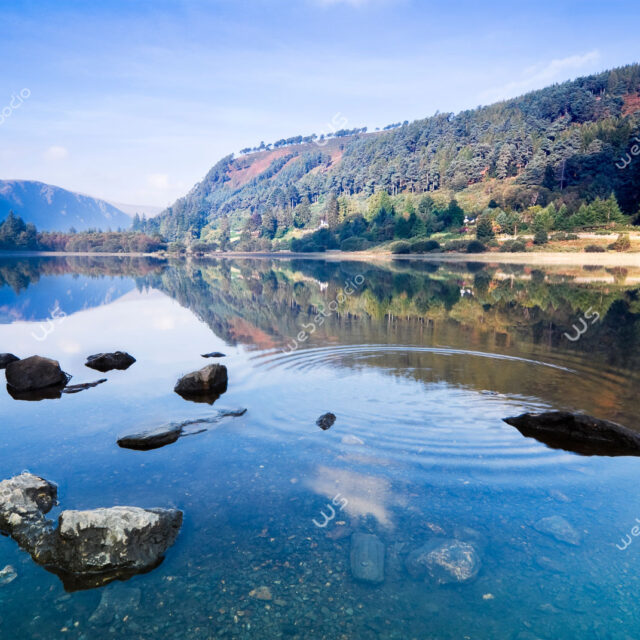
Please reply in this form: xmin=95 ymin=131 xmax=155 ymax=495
xmin=341 ymin=434 xmax=364 ymax=445
xmin=0 ymin=353 xmax=19 ymax=369
xmin=534 ymin=516 xmax=581 ymax=546
xmin=5 ymin=355 xmax=70 ymax=392
xmin=201 ymin=352 xmax=226 ymax=358
xmin=89 ymin=585 xmax=141 ymax=626
xmin=0 ymin=565 xmax=17 ymax=586
xmin=406 ymin=539 xmax=481 ymax=584
xmin=85 ymin=352 xmax=136 ymax=372
xmin=503 ymin=411 xmax=640 ymax=456
xmin=350 ymin=532 xmax=385 ymax=584
xmin=62 ymin=379 xmax=107 ymax=394
xmin=0 ymin=473 xmax=182 ymax=591
xmin=174 ymin=364 xmax=228 ymax=401
xmin=117 ymin=409 xmax=247 ymax=451
xmin=316 ymin=413 xmax=336 ymax=431
xmin=117 ymin=425 xmax=184 ymax=451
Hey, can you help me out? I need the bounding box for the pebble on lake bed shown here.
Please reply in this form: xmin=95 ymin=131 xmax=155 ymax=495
xmin=249 ymin=586 xmax=272 ymax=600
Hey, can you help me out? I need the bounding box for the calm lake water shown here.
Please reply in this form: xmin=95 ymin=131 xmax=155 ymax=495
xmin=1 ymin=255 xmax=640 ymax=639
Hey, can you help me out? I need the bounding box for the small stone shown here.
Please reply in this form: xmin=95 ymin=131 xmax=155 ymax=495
xmin=316 ymin=413 xmax=336 ymax=431
xmin=249 ymin=586 xmax=272 ymax=601
xmin=0 ymin=353 xmax=19 ymax=369
xmin=85 ymin=352 xmax=136 ymax=372
xmin=0 ymin=565 xmax=17 ymax=586
xmin=483 ymin=593 xmax=494 ymax=600
xmin=201 ymin=352 xmax=226 ymax=358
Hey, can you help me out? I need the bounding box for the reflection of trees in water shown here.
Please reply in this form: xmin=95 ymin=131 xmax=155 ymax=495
xmin=0 ymin=256 xmax=167 ymax=294
xmin=138 ymin=258 xmax=640 ymax=373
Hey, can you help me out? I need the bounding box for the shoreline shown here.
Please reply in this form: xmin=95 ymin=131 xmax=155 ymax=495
xmin=2 ymin=249 xmax=640 ymax=266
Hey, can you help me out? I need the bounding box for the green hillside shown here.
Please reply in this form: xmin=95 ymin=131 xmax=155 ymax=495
xmin=141 ymin=64 xmax=640 ymax=251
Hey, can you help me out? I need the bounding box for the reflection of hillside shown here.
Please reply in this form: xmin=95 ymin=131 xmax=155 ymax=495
xmin=140 ymin=258 xmax=640 ymax=374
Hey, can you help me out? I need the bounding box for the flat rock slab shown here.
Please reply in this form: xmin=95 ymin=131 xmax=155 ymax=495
xmin=85 ymin=352 xmax=136 ymax=372
xmin=350 ymin=533 xmax=385 ymax=584
xmin=118 ymin=425 xmax=184 ymax=451
xmin=534 ymin=516 xmax=581 ymax=546
xmin=117 ymin=409 xmax=247 ymax=451
xmin=6 ymin=356 xmax=70 ymax=392
xmin=503 ymin=411 xmax=640 ymax=456
xmin=316 ymin=413 xmax=336 ymax=431
xmin=201 ymin=352 xmax=226 ymax=358
xmin=0 ymin=353 xmax=19 ymax=369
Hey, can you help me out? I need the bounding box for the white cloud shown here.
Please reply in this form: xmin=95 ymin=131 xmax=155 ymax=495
xmin=479 ymin=50 xmax=601 ymax=103
xmin=147 ymin=173 xmax=170 ymax=190
xmin=43 ymin=145 xmax=69 ymax=161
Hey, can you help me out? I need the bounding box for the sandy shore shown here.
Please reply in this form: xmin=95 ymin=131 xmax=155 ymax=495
xmin=3 ymin=249 xmax=640 ymax=267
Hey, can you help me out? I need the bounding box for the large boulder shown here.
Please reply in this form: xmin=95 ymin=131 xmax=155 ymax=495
xmin=0 ymin=353 xmax=19 ymax=369
xmin=503 ymin=411 xmax=640 ymax=456
xmin=5 ymin=356 xmax=70 ymax=392
xmin=85 ymin=352 xmax=136 ymax=372
xmin=174 ymin=364 xmax=228 ymax=399
xmin=0 ymin=473 xmax=182 ymax=591
xmin=53 ymin=507 xmax=183 ymax=577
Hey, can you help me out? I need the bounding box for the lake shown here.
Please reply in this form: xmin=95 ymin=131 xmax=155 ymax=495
xmin=1 ymin=255 xmax=639 ymax=639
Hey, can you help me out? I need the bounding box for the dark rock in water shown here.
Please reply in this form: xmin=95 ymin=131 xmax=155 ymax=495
xmin=406 ymin=539 xmax=481 ymax=584
xmin=85 ymin=352 xmax=136 ymax=372
xmin=0 ymin=353 xmax=19 ymax=369
xmin=533 ymin=516 xmax=581 ymax=546
xmin=7 ymin=385 xmax=65 ymax=401
xmin=316 ymin=412 xmax=336 ymax=431
xmin=5 ymin=355 xmax=70 ymax=392
xmin=350 ymin=532 xmax=385 ymax=584
xmin=117 ymin=409 xmax=247 ymax=451
xmin=174 ymin=364 xmax=228 ymax=401
xmin=62 ymin=379 xmax=107 ymax=394
xmin=118 ymin=425 xmax=184 ymax=451
xmin=201 ymin=352 xmax=226 ymax=358
xmin=0 ymin=473 xmax=182 ymax=591
xmin=503 ymin=411 xmax=640 ymax=457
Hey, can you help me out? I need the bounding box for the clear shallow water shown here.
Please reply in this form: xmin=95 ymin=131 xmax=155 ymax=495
xmin=0 ymin=256 xmax=639 ymax=639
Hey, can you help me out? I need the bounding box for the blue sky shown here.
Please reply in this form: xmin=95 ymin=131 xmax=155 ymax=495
xmin=0 ymin=0 xmax=638 ymax=209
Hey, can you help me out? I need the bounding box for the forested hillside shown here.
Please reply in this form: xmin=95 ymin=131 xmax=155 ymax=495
xmin=142 ymin=64 xmax=640 ymax=251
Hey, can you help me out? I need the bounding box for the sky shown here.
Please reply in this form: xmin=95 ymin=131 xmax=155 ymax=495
xmin=0 ymin=0 xmax=638 ymax=211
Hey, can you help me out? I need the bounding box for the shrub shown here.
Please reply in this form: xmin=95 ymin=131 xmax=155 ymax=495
xmin=476 ymin=215 xmax=495 ymax=240
xmin=608 ymin=233 xmax=631 ymax=252
xmin=585 ymin=244 xmax=605 ymax=253
xmin=500 ymin=240 xmax=527 ymax=252
xmin=466 ymin=240 xmax=487 ymax=253
xmin=533 ymin=228 xmax=548 ymax=245
xmin=391 ymin=241 xmax=412 ymax=254
xmin=443 ymin=239 xmax=469 ymax=252
xmin=411 ymin=239 xmax=440 ymax=253
xmin=340 ymin=237 xmax=371 ymax=252
xmin=168 ymin=241 xmax=186 ymax=253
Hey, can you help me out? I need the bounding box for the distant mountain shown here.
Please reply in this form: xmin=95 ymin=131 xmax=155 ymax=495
xmin=145 ymin=64 xmax=640 ymax=244
xmin=107 ymin=201 xmax=163 ymax=218
xmin=0 ymin=180 xmax=132 ymax=232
